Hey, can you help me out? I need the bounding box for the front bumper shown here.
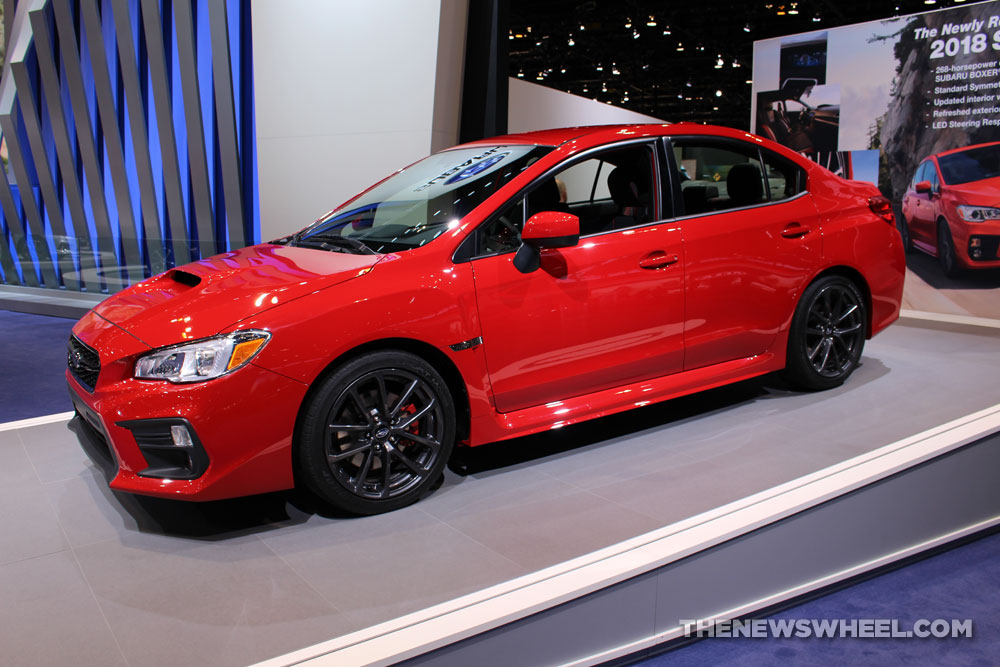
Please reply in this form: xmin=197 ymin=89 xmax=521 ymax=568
xmin=68 ymin=313 xmax=309 ymax=501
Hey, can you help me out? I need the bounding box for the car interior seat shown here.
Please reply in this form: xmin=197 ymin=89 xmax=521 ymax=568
xmin=607 ymin=166 xmax=651 ymax=229
xmin=726 ymin=163 xmax=765 ymax=207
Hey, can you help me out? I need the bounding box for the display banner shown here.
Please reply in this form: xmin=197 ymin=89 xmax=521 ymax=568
xmin=752 ymin=1 xmax=1000 ymax=319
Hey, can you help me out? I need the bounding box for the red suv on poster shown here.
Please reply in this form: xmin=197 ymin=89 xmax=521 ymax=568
xmin=901 ymin=141 xmax=1000 ymax=276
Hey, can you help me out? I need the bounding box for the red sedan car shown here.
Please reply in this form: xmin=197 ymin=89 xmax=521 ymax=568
xmin=901 ymin=141 xmax=1000 ymax=276
xmin=68 ymin=124 xmax=905 ymax=514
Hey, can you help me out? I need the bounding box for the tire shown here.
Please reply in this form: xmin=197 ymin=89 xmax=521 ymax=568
xmin=899 ymin=215 xmax=913 ymax=253
xmin=784 ymin=276 xmax=867 ymax=391
xmin=297 ymin=350 xmax=456 ymax=515
xmin=937 ymin=219 xmax=960 ymax=278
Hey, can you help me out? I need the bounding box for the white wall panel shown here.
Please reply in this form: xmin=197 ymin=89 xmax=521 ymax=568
xmin=508 ymin=78 xmax=665 ymax=134
xmin=252 ymin=0 xmax=467 ymax=239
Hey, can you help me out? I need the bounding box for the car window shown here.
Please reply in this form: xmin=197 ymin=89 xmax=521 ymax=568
xmin=911 ymin=162 xmax=929 ymax=189
xmin=673 ymin=142 xmax=766 ymax=215
xmin=937 ymin=143 xmax=1000 ymax=185
xmin=292 ymin=145 xmax=552 ymax=253
xmin=475 ymin=143 xmax=659 ymax=255
xmin=760 ymin=150 xmax=806 ymax=201
xmin=926 ymin=161 xmax=941 ymax=189
xmin=479 ymin=196 xmax=527 ymax=255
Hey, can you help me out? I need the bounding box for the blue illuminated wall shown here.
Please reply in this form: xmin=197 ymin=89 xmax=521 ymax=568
xmin=0 ymin=0 xmax=258 ymax=295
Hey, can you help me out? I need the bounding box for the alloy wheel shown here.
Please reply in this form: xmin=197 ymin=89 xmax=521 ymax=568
xmin=803 ymin=284 xmax=865 ymax=378
xmin=324 ymin=369 xmax=445 ymax=500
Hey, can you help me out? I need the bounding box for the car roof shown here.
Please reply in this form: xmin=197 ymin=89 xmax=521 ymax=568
xmin=453 ymin=123 xmax=772 ymax=151
xmin=932 ymin=140 xmax=1000 ymax=159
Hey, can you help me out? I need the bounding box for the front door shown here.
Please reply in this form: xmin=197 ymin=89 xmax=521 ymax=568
xmin=470 ymin=142 xmax=686 ymax=414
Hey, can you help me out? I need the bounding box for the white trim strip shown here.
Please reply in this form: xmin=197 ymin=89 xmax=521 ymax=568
xmin=899 ymin=309 xmax=1000 ymax=330
xmin=0 ymin=411 xmax=74 ymax=433
xmin=252 ymin=403 xmax=1000 ymax=667
xmin=567 ymin=515 xmax=1000 ymax=667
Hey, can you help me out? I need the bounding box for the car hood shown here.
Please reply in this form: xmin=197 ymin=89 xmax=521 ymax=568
xmin=946 ymin=176 xmax=1000 ymax=203
xmin=94 ymin=244 xmax=381 ymax=348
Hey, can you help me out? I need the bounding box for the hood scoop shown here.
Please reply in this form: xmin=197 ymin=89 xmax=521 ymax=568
xmin=168 ymin=269 xmax=202 ymax=288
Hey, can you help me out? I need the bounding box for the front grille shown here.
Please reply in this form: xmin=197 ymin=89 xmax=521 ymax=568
xmin=67 ymin=335 xmax=101 ymax=392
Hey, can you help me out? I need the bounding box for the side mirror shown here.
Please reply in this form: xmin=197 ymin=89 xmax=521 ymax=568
xmin=914 ymin=180 xmax=932 ymax=194
xmin=513 ymin=212 xmax=580 ymax=274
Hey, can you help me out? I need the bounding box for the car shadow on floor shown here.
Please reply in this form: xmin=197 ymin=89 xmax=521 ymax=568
xmin=449 ymin=357 xmax=890 ymax=477
xmin=69 ymin=417 xmax=315 ymax=539
xmin=66 ymin=357 xmax=889 ymax=537
xmin=905 ymin=250 xmax=1000 ymax=289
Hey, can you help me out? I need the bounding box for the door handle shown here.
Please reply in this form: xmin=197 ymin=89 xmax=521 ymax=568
xmin=781 ymin=222 xmax=811 ymax=239
xmin=639 ymin=251 xmax=679 ymax=270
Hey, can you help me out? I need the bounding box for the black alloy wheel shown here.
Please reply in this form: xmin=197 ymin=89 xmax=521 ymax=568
xmin=899 ymin=216 xmax=913 ymax=253
xmin=937 ymin=219 xmax=960 ymax=278
xmin=784 ymin=276 xmax=867 ymax=390
xmin=298 ymin=350 xmax=455 ymax=514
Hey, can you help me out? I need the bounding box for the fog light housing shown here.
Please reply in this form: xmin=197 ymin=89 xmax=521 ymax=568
xmin=170 ymin=424 xmax=194 ymax=449
xmin=118 ymin=418 xmax=210 ymax=479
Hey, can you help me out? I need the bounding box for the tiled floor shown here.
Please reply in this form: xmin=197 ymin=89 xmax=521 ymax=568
xmin=2 ymin=323 xmax=999 ymax=666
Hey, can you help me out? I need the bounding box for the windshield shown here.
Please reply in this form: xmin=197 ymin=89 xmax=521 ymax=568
xmin=286 ymin=145 xmax=553 ymax=253
xmin=937 ymin=144 xmax=1000 ymax=186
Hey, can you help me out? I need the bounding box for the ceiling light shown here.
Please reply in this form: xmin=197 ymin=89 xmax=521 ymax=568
xmin=633 ymin=30 xmax=640 ymax=39
xmin=676 ymin=43 xmax=685 ymax=51
xmin=517 ymin=70 xmax=524 ymax=78
xmin=596 ymin=63 xmax=603 ymax=71
xmin=647 ymin=16 xmax=656 ymax=27
xmin=560 ymin=67 xmax=566 ymax=73
xmin=625 ymin=18 xmax=632 ymax=28
xmin=715 ymin=89 xmax=723 ymax=97
xmin=663 ymin=25 xmax=671 ymax=35
xmin=744 ymin=23 xmax=751 ymax=32
xmin=568 ymin=36 xmax=575 ymax=46
xmin=602 ymin=82 xmax=608 ymax=92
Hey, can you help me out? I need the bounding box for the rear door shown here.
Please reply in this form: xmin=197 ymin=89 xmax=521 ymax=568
xmin=668 ymin=137 xmax=824 ymax=370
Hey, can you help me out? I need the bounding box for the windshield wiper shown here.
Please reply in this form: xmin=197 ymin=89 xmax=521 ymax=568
xmin=303 ymin=233 xmax=377 ymax=255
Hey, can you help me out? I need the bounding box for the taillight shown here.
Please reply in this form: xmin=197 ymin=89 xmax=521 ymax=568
xmin=868 ymin=196 xmax=895 ymax=225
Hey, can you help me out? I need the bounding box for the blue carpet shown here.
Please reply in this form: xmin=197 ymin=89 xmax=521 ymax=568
xmin=0 ymin=309 xmax=79 ymax=422
xmin=639 ymin=530 xmax=1000 ymax=666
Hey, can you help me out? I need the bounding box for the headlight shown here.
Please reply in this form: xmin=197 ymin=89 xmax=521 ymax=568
xmin=956 ymin=205 xmax=1000 ymax=222
xmin=135 ymin=330 xmax=271 ymax=383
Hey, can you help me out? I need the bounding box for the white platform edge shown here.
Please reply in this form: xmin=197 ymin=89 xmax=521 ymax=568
xmin=0 ymin=411 xmax=75 ymax=433
xmin=898 ymin=308 xmax=1000 ymax=330
xmin=253 ymin=402 xmax=1000 ymax=667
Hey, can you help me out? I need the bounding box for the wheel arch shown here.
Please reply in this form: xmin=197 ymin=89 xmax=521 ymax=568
xmin=807 ymin=265 xmax=874 ymax=338
xmin=293 ymin=338 xmax=472 ymax=461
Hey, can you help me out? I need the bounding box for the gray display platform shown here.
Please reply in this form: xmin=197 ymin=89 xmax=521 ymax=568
xmin=1 ymin=322 xmax=999 ymax=667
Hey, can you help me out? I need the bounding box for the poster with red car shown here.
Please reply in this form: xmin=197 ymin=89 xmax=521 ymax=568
xmin=752 ymin=1 xmax=1000 ymax=320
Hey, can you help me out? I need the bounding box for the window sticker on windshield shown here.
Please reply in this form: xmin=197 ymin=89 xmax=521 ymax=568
xmin=414 ymin=147 xmax=507 ymax=192
xmin=445 ymin=153 xmax=509 ymax=185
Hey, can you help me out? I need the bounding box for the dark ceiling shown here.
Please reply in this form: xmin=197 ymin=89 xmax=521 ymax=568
xmin=508 ymin=0 xmax=978 ymax=130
